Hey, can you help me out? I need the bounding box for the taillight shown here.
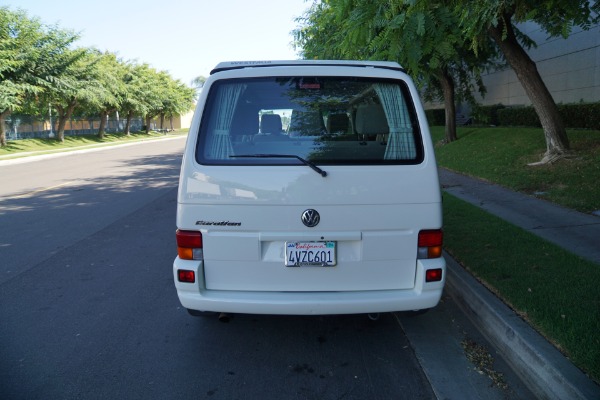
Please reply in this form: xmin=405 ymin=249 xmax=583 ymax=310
xmin=418 ymin=229 xmax=443 ymax=259
xmin=176 ymin=229 xmax=203 ymax=260
xmin=177 ymin=270 xmax=196 ymax=283
xmin=425 ymin=268 xmax=443 ymax=282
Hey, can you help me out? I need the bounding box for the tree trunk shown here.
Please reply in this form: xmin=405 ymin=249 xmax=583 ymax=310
xmin=488 ymin=15 xmax=569 ymax=163
xmin=98 ymin=111 xmax=109 ymax=139
xmin=56 ymin=115 xmax=67 ymax=142
xmin=124 ymin=110 xmax=133 ymax=136
xmin=56 ymin=99 xmax=77 ymax=142
xmin=145 ymin=115 xmax=152 ymax=134
xmin=0 ymin=110 xmax=10 ymax=147
xmin=439 ymin=68 xmax=457 ymax=143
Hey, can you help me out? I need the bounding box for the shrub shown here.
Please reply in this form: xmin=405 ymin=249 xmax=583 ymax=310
xmin=471 ymin=104 xmax=505 ymax=126
xmin=425 ymin=108 xmax=445 ymax=126
xmin=558 ymin=103 xmax=600 ymax=130
xmin=498 ymin=106 xmax=541 ymax=127
xmin=497 ymin=102 xmax=599 ymax=129
xmin=427 ymin=102 xmax=600 ymax=129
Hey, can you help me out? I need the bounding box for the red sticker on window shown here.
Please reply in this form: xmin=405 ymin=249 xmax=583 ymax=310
xmin=300 ymin=83 xmax=321 ymax=89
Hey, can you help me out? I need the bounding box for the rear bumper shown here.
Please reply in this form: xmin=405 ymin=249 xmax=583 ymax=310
xmin=173 ymin=257 xmax=445 ymax=315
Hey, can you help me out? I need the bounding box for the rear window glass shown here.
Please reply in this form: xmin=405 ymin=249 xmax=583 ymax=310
xmin=196 ymin=76 xmax=423 ymax=166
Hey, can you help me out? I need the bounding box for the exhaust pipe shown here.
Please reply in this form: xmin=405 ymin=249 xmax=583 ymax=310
xmin=367 ymin=313 xmax=380 ymax=321
xmin=218 ymin=312 xmax=231 ymax=323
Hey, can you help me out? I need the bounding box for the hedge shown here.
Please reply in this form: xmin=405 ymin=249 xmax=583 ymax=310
xmin=498 ymin=106 xmax=541 ymax=127
xmin=425 ymin=109 xmax=445 ymax=126
xmin=471 ymin=104 xmax=506 ymax=126
xmin=428 ymin=102 xmax=600 ymax=130
xmin=556 ymin=103 xmax=600 ymax=130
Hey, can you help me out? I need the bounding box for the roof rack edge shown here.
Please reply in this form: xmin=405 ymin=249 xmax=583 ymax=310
xmin=210 ymin=60 xmax=405 ymax=75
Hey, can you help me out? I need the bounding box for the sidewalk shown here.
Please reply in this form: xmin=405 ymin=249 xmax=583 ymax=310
xmin=439 ymin=167 xmax=600 ymax=400
xmin=440 ymin=168 xmax=600 ymax=265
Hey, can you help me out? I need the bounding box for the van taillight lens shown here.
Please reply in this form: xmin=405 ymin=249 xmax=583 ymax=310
xmin=425 ymin=268 xmax=443 ymax=282
xmin=176 ymin=229 xmax=203 ymax=260
xmin=178 ymin=270 xmax=196 ymax=283
xmin=418 ymin=229 xmax=443 ymax=259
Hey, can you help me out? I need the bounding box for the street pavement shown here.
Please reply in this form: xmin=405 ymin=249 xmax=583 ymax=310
xmin=440 ymin=167 xmax=600 ymax=400
xmin=2 ymin=141 xmax=599 ymax=399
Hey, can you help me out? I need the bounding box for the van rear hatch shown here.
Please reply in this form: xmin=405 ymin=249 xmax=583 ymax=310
xmin=178 ymin=70 xmax=442 ymax=293
xmin=179 ymin=166 xmax=441 ymax=292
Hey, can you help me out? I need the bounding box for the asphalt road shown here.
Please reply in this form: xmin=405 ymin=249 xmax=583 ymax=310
xmin=0 ymin=137 xmax=531 ymax=399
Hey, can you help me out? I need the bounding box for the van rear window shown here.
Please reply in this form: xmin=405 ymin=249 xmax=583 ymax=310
xmin=196 ymin=77 xmax=424 ymax=165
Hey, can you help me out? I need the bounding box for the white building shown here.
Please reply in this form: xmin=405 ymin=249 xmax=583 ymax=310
xmin=477 ymin=21 xmax=600 ymax=106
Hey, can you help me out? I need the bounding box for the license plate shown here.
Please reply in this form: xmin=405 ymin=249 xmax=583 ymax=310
xmin=285 ymin=241 xmax=336 ymax=267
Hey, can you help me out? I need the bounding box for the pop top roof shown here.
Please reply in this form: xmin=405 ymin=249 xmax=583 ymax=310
xmin=210 ymin=60 xmax=404 ymax=75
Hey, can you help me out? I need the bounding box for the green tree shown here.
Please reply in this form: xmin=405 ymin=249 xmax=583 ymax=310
xmin=358 ymin=0 xmax=495 ymax=143
xmin=161 ymin=79 xmax=195 ymax=131
xmin=120 ymin=62 xmax=152 ymax=135
xmin=90 ymin=52 xmax=127 ymax=138
xmin=191 ymin=75 xmax=206 ymax=99
xmin=142 ymin=69 xmax=170 ymax=133
xmin=294 ymin=0 xmax=495 ymax=143
xmin=0 ymin=8 xmax=78 ymax=146
xmin=294 ymin=1 xmax=351 ymax=60
xmin=36 ymin=47 xmax=101 ymax=142
xmin=457 ymin=0 xmax=600 ymax=163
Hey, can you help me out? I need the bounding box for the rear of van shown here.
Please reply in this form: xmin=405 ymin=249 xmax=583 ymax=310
xmin=174 ymin=60 xmax=445 ymax=315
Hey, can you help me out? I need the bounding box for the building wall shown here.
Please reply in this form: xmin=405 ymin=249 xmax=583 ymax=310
xmin=476 ymin=22 xmax=600 ymax=106
xmin=179 ymin=109 xmax=194 ymax=129
xmin=150 ymin=109 xmax=194 ymax=130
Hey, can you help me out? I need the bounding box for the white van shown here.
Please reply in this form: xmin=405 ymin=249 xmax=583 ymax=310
xmin=174 ymin=60 xmax=445 ymax=316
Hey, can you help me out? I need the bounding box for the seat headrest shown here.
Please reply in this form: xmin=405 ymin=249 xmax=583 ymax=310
xmin=355 ymin=104 xmax=388 ymax=135
xmin=289 ymin=110 xmax=325 ymax=136
xmin=327 ymin=113 xmax=349 ymax=133
xmin=260 ymin=114 xmax=282 ymax=134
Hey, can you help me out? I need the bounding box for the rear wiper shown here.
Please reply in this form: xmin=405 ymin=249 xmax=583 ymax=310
xmin=230 ymin=154 xmax=327 ymax=177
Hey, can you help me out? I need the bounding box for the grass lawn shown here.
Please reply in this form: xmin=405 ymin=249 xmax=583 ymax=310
xmin=443 ymin=192 xmax=600 ymax=383
xmin=432 ymin=125 xmax=600 ymax=382
xmin=430 ymin=126 xmax=600 ymax=213
xmin=0 ymin=129 xmax=188 ymax=159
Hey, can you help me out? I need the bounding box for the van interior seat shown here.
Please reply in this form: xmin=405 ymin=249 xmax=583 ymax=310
xmin=355 ymin=104 xmax=389 ymax=141
xmin=259 ymin=114 xmax=283 ymax=134
xmin=288 ymin=109 xmax=326 ymax=137
xmin=255 ymin=114 xmax=287 ymax=142
xmin=229 ymin=108 xmax=258 ymax=143
xmin=327 ymin=113 xmax=350 ymax=134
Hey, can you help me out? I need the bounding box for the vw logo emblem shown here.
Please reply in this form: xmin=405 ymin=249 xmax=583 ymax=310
xmin=301 ymin=209 xmax=320 ymax=228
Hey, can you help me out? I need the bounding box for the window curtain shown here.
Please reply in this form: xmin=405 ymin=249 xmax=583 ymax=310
xmin=207 ymin=83 xmax=246 ymax=159
xmin=374 ymin=83 xmax=416 ymax=160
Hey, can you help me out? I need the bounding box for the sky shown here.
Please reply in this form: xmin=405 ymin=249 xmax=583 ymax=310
xmin=3 ymin=0 xmax=312 ymax=85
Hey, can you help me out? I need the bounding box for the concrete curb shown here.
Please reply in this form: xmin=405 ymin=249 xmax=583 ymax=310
xmin=445 ymin=252 xmax=600 ymax=400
